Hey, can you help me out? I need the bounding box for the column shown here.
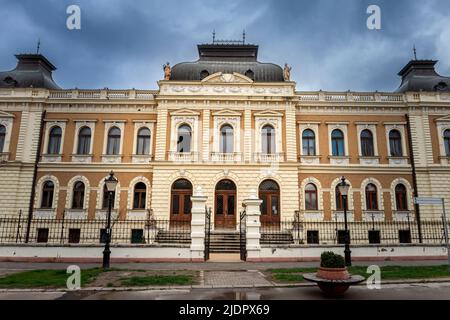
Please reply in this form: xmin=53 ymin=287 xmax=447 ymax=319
xmin=190 ymin=186 xmax=207 ymax=261
xmin=243 ymin=189 xmax=263 ymax=261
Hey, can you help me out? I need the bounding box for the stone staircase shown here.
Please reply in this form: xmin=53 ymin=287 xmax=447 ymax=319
xmin=209 ymin=231 xmax=242 ymax=253
xmin=155 ymin=230 xmax=191 ymax=244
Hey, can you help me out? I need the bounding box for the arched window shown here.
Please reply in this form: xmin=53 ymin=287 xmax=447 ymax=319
xmin=331 ymin=129 xmax=345 ymax=156
xmin=245 ymin=69 xmax=254 ymax=80
xmin=444 ymin=129 xmax=450 ymax=157
xmin=219 ymin=124 xmax=234 ymax=153
xmin=389 ymin=130 xmax=403 ymax=157
xmin=136 ymin=127 xmax=151 ymax=155
xmin=395 ymin=184 xmax=408 ymax=211
xmin=47 ymin=126 xmax=62 ymax=155
xmin=360 ymin=129 xmax=374 ymax=157
xmin=0 ymin=125 xmax=5 ymax=153
xmin=106 ymin=127 xmax=121 ymax=155
xmin=304 ymin=183 xmax=318 ymax=210
xmin=200 ymin=70 xmax=209 ymax=80
xmin=41 ymin=181 xmax=54 ymax=209
xmin=177 ymin=124 xmax=192 ymax=153
xmin=335 ymin=185 xmax=348 ymax=211
xmin=171 ymin=179 xmax=193 ymax=219
xmin=259 ymin=180 xmax=280 ymax=223
xmin=77 ymin=127 xmax=91 ymax=155
xmin=302 ymin=129 xmax=316 ymax=156
xmin=133 ymin=182 xmax=147 ymax=209
xmin=72 ymin=181 xmax=85 ymax=209
xmin=365 ymin=183 xmax=378 ymax=210
xmin=262 ymin=125 xmax=275 ymax=154
xmin=101 ymin=184 xmax=116 ymax=209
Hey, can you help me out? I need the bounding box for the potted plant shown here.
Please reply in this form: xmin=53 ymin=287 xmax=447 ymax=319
xmin=316 ymin=251 xmax=350 ymax=280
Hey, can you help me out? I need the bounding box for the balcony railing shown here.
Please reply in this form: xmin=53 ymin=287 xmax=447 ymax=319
xmin=168 ymin=151 xmax=199 ymax=162
xmin=210 ymin=152 xmax=242 ymax=162
xmin=253 ymin=152 xmax=285 ymax=163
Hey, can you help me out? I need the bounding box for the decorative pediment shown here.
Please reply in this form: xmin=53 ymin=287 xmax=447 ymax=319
xmin=435 ymin=115 xmax=450 ymax=123
xmin=253 ymin=110 xmax=284 ymax=117
xmin=169 ymin=108 xmax=200 ymax=116
xmin=0 ymin=111 xmax=15 ymax=119
xmin=201 ymin=72 xmax=253 ymax=84
xmin=211 ymin=109 xmax=242 ymax=117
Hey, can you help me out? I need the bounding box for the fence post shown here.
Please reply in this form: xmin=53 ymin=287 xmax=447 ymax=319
xmin=16 ymin=209 xmax=22 ymax=243
xmin=242 ymin=189 xmax=263 ymax=261
xmin=190 ymin=186 xmax=207 ymax=261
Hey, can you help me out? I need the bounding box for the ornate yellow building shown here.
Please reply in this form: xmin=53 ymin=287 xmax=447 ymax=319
xmin=1 ymin=42 xmax=450 ymax=248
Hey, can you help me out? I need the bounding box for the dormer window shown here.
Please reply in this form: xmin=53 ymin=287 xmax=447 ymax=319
xmin=434 ymin=82 xmax=448 ymax=91
xmin=245 ymin=69 xmax=254 ymax=80
xmin=3 ymin=76 xmax=17 ymax=86
xmin=200 ymin=70 xmax=210 ymax=80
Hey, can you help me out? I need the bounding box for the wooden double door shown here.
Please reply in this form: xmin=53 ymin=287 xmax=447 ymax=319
xmin=214 ymin=179 xmax=237 ymax=229
xmin=259 ymin=179 xmax=280 ymax=226
xmin=170 ymin=179 xmax=192 ymax=222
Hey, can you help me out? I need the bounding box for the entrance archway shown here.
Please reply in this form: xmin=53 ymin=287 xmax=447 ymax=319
xmin=170 ymin=179 xmax=193 ymax=222
xmin=259 ymin=179 xmax=280 ymax=226
xmin=214 ymin=179 xmax=237 ymax=229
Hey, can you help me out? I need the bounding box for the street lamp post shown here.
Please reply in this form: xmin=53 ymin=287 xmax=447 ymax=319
xmin=338 ymin=176 xmax=351 ymax=266
xmin=103 ymin=171 xmax=118 ymax=269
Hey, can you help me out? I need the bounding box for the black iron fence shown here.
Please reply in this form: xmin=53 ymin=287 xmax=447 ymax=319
xmin=260 ymin=219 xmax=449 ymax=246
xmin=0 ymin=215 xmax=191 ymax=245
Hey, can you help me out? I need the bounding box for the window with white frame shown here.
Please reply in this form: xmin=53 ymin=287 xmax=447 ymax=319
xmin=331 ymin=129 xmax=345 ymax=156
xmin=47 ymin=126 xmax=62 ymax=155
xmin=302 ymin=129 xmax=316 ymax=156
xmin=106 ymin=127 xmax=121 ymax=155
xmin=261 ymin=124 xmax=276 ymax=154
xmin=72 ymin=181 xmax=85 ymax=209
xmin=389 ymin=129 xmax=403 ymax=157
xmin=136 ymin=127 xmax=151 ymax=155
xmin=360 ymin=129 xmax=375 ymax=157
xmin=77 ymin=126 xmax=91 ymax=155
xmin=219 ymin=124 xmax=234 ymax=153
xmin=327 ymin=123 xmax=349 ymax=161
xmin=40 ymin=181 xmax=55 ymax=209
xmin=0 ymin=115 xmax=14 ymax=155
xmin=177 ymin=124 xmax=192 ymax=153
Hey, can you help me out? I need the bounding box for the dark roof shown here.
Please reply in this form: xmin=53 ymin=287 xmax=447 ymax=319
xmin=0 ymin=54 xmax=60 ymax=90
xmin=396 ymin=60 xmax=450 ymax=93
xmin=171 ymin=43 xmax=284 ymax=82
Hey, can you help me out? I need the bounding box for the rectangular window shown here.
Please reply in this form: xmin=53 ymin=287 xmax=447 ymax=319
xmin=227 ymin=195 xmax=235 ymax=215
xmin=307 ymin=230 xmax=319 ymax=244
xmin=68 ymin=229 xmax=81 ymax=244
xmin=37 ymin=228 xmax=49 ymax=243
xmin=260 ymin=194 xmax=267 ymax=215
xmin=271 ymin=196 xmax=279 ymax=215
xmin=399 ymin=230 xmax=412 ymax=243
xmin=131 ymin=229 xmax=144 ymax=244
xmin=171 ymin=195 xmax=180 ymax=214
xmin=183 ymin=195 xmax=191 ymax=214
xmin=216 ymin=195 xmax=224 ymax=215
xmin=368 ymin=230 xmax=381 ymax=244
xmin=305 ymin=192 xmax=317 ymax=210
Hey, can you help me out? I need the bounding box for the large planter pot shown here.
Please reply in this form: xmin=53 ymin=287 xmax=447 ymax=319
xmin=316 ymin=267 xmax=350 ymax=280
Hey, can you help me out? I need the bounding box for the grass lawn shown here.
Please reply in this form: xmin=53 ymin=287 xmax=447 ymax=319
xmin=0 ymin=268 xmax=104 ymax=289
xmin=120 ymin=275 xmax=194 ymax=286
xmin=268 ymin=265 xmax=450 ymax=283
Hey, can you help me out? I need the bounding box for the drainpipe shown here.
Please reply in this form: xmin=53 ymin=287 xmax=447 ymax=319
xmin=25 ymin=109 xmax=46 ymax=243
xmin=405 ymin=113 xmax=422 ymax=243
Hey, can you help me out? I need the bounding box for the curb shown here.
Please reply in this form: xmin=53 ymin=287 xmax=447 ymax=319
xmin=1 ymin=278 xmax=450 ymax=293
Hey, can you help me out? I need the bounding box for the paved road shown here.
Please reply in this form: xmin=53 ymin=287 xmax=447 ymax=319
xmin=0 ymin=260 xmax=446 ymax=271
xmin=1 ymin=282 xmax=450 ymax=300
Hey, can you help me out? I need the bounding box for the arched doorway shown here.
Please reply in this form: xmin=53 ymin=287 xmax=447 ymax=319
xmin=259 ymin=179 xmax=280 ymax=226
xmin=170 ymin=179 xmax=193 ymax=222
xmin=214 ymin=179 xmax=237 ymax=229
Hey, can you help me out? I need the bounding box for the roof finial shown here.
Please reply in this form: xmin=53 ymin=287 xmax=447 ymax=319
xmin=212 ymin=29 xmax=216 ymax=44
xmin=242 ymin=30 xmax=246 ymax=44
xmin=36 ymin=38 xmax=41 ymax=54
xmin=413 ymin=44 xmax=417 ymax=60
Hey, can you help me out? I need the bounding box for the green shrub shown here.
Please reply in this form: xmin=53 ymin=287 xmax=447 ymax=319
xmin=320 ymin=251 xmax=345 ymax=268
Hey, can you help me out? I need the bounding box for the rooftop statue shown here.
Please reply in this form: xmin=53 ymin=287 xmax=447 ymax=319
xmin=283 ymin=63 xmax=292 ymax=81
xmin=163 ymin=62 xmax=171 ymax=80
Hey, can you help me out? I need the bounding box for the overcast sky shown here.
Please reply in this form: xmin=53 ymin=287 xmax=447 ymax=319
xmin=0 ymin=0 xmax=449 ymax=91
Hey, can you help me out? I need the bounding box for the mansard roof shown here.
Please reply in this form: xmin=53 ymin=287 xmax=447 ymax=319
xmin=0 ymin=54 xmax=60 ymax=90
xmin=396 ymin=60 xmax=450 ymax=93
xmin=170 ymin=43 xmax=284 ymax=82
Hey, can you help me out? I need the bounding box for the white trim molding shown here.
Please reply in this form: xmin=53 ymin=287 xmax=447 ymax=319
xmin=72 ymin=120 xmax=96 ymax=163
xmin=356 ymin=123 xmax=379 ymax=165
xmin=132 ymin=121 xmax=155 ymax=163
xmin=384 ymin=123 xmax=408 ymax=166
xmin=327 ymin=123 xmax=349 ymax=165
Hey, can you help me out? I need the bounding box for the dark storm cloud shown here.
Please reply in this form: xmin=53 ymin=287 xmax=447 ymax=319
xmin=0 ymin=0 xmax=449 ymax=91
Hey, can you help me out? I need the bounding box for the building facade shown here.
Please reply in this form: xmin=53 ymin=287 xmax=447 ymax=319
xmin=1 ymin=42 xmax=450 ymax=239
